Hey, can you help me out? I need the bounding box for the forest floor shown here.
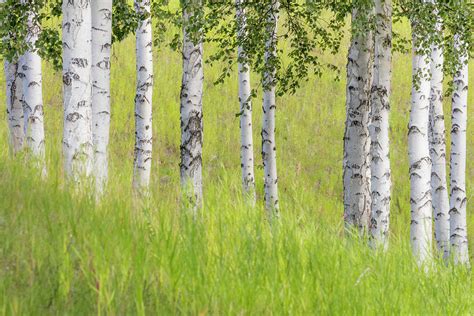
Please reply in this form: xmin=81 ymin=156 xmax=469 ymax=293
xmin=1 ymin=23 xmax=474 ymax=314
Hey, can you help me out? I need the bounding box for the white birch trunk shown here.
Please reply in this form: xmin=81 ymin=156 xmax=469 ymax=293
xmin=132 ymin=0 xmax=153 ymax=191
xmin=369 ymin=0 xmax=391 ymax=249
xmin=62 ymin=0 xmax=94 ymax=180
xmin=428 ymin=8 xmax=449 ymax=260
xmin=235 ymin=0 xmax=255 ymax=204
xmin=262 ymin=0 xmax=280 ymax=217
xmin=449 ymin=34 xmax=469 ymax=266
xmin=180 ymin=0 xmax=204 ymax=209
xmin=343 ymin=6 xmax=373 ymax=234
xmin=91 ymin=0 xmax=112 ymax=193
xmin=19 ymin=3 xmax=46 ymax=173
xmin=4 ymin=60 xmax=25 ymax=154
xmin=409 ymin=20 xmax=432 ymax=264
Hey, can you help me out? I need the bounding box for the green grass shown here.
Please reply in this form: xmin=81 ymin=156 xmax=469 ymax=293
xmin=1 ymin=22 xmax=474 ymax=314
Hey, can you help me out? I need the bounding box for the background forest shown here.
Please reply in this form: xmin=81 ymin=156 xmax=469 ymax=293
xmin=1 ymin=0 xmax=473 ymax=314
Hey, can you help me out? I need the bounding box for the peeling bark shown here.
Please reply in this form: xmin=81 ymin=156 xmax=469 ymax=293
xmin=428 ymin=6 xmax=449 ymax=260
xmin=343 ymin=6 xmax=373 ymax=234
xmin=449 ymin=34 xmax=469 ymax=266
xmin=62 ymin=0 xmax=94 ymax=181
xmin=92 ymin=0 xmax=112 ymax=193
xmin=262 ymin=0 xmax=280 ymax=218
xmin=236 ymin=0 xmax=256 ymax=204
xmin=180 ymin=0 xmax=204 ymax=210
xmin=369 ymin=0 xmax=392 ymax=249
xmin=409 ymin=19 xmax=432 ymax=264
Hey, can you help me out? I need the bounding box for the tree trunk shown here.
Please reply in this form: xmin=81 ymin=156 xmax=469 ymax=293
xmin=132 ymin=0 xmax=153 ymax=191
xmin=62 ymin=0 xmax=94 ymax=180
xmin=180 ymin=0 xmax=204 ymax=210
xmin=343 ymin=6 xmax=373 ymax=234
xmin=4 ymin=60 xmax=25 ymax=154
xmin=235 ymin=0 xmax=256 ymax=204
xmin=19 ymin=3 xmax=46 ymax=174
xmin=262 ymin=0 xmax=280 ymax=218
xmin=369 ymin=0 xmax=392 ymax=249
xmin=449 ymin=34 xmax=469 ymax=266
xmin=409 ymin=20 xmax=432 ymax=264
xmin=92 ymin=0 xmax=112 ymax=193
xmin=428 ymin=7 xmax=449 ymax=260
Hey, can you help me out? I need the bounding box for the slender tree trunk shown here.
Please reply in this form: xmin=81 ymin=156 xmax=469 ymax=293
xmin=369 ymin=0 xmax=392 ymax=249
xmin=92 ymin=0 xmax=112 ymax=193
xmin=62 ymin=0 xmax=94 ymax=180
xmin=19 ymin=2 xmax=46 ymax=174
xmin=132 ymin=0 xmax=153 ymax=191
xmin=428 ymin=7 xmax=449 ymax=260
xmin=449 ymin=34 xmax=469 ymax=266
xmin=2 ymin=0 xmax=24 ymax=154
xmin=343 ymin=5 xmax=373 ymax=234
xmin=409 ymin=19 xmax=432 ymax=264
xmin=180 ymin=0 xmax=204 ymax=210
xmin=4 ymin=60 xmax=25 ymax=154
xmin=262 ymin=0 xmax=280 ymax=217
xmin=235 ymin=0 xmax=256 ymax=204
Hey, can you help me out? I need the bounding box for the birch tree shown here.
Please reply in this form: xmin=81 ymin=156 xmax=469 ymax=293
xmin=343 ymin=3 xmax=373 ymax=234
xmin=92 ymin=0 xmax=113 ymax=193
xmin=408 ymin=12 xmax=432 ymax=264
xmin=449 ymin=33 xmax=469 ymax=266
xmin=261 ymin=0 xmax=280 ymax=217
xmin=428 ymin=4 xmax=449 ymax=260
xmin=1 ymin=0 xmax=25 ymax=154
xmin=235 ymin=0 xmax=256 ymax=204
xmin=4 ymin=60 xmax=25 ymax=154
xmin=62 ymin=0 xmax=94 ymax=180
xmin=132 ymin=0 xmax=153 ymax=191
xmin=180 ymin=0 xmax=204 ymax=210
xmin=369 ymin=0 xmax=391 ymax=249
xmin=19 ymin=1 xmax=46 ymax=173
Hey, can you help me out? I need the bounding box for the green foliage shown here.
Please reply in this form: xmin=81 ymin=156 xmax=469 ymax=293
xmin=0 ymin=21 xmax=474 ymax=313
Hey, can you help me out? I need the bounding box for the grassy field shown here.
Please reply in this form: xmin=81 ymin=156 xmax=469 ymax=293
xmin=1 ymin=20 xmax=474 ymax=314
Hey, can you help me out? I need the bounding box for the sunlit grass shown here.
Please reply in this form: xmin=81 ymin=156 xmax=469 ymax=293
xmin=0 ymin=20 xmax=473 ymax=313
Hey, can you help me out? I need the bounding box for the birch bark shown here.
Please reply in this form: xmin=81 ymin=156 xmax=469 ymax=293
xmin=262 ymin=0 xmax=280 ymax=217
xmin=4 ymin=60 xmax=25 ymax=154
xmin=92 ymin=0 xmax=112 ymax=193
xmin=180 ymin=0 xmax=204 ymax=210
xmin=428 ymin=7 xmax=449 ymax=260
xmin=62 ymin=0 xmax=94 ymax=180
xmin=369 ymin=0 xmax=392 ymax=249
xmin=449 ymin=34 xmax=469 ymax=266
xmin=19 ymin=2 xmax=46 ymax=174
xmin=409 ymin=19 xmax=432 ymax=264
xmin=236 ymin=0 xmax=256 ymax=204
xmin=132 ymin=0 xmax=153 ymax=191
xmin=343 ymin=6 xmax=373 ymax=234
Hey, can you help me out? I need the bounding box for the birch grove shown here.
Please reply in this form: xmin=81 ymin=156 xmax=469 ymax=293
xmin=369 ymin=0 xmax=392 ymax=249
xmin=428 ymin=5 xmax=449 ymax=260
xmin=449 ymin=34 xmax=469 ymax=266
xmin=261 ymin=0 xmax=280 ymax=217
xmin=62 ymin=0 xmax=94 ymax=180
xmin=180 ymin=0 xmax=204 ymax=209
xmin=343 ymin=4 xmax=373 ymax=234
xmin=408 ymin=18 xmax=432 ymax=264
xmin=235 ymin=0 xmax=256 ymax=204
xmin=92 ymin=0 xmax=113 ymax=193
